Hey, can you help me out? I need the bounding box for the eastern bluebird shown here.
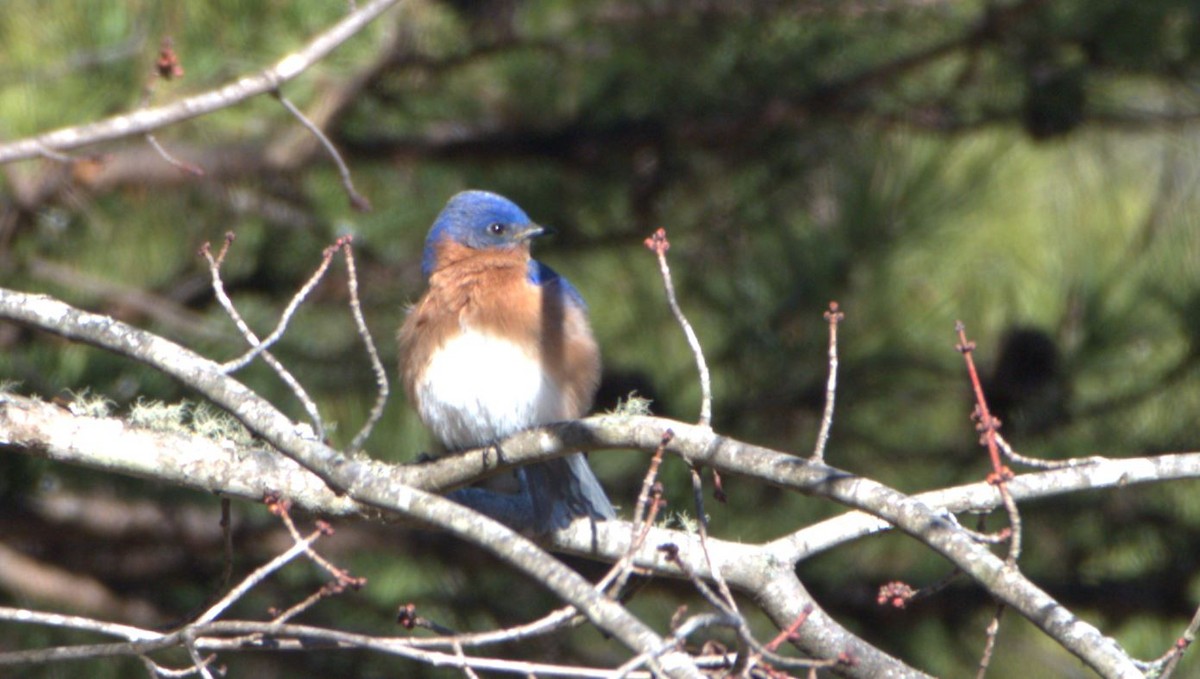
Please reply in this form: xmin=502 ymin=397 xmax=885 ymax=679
xmin=398 ymin=190 xmax=615 ymax=533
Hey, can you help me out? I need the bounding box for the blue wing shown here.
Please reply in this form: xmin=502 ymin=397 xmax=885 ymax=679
xmin=527 ymin=260 xmax=587 ymax=311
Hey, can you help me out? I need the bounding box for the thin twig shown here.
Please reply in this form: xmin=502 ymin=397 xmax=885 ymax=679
xmin=0 ymin=607 xmax=160 ymax=641
xmin=995 ymin=433 xmax=1104 ymax=469
xmin=955 ymin=321 xmax=1021 ymax=563
xmin=956 ymin=524 xmax=1012 ymax=545
xmin=180 ymin=629 xmax=215 ymax=679
xmin=396 ymin=602 xmax=458 ymax=636
xmin=341 ymin=239 xmax=390 ymax=451
xmin=138 ymin=39 xmax=203 ymax=176
xmin=145 ymin=133 xmax=204 ymax=175
xmin=956 ymin=322 xmax=1021 ymax=679
xmin=216 ymin=238 xmax=340 ymax=374
xmin=682 ymin=462 xmax=749 ymax=674
xmin=607 ymin=431 xmax=672 ymax=598
xmin=975 ymin=603 xmax=1006 ymax=679
xmin=811 ymin=301 xmax=843 ymax=462
xmin=407 ymin=608 xmax=581 ymax=649
xmin=453 ymin=641 xmax=481 ymax=679
xmin=614 ymin=612 xmax=784 ymax=679
xmin=33 ymin=142 xmax=73 ymax=163
xmin=0 ymin=617 xmax=660 ymax=677
xmin=201 ymin=623 xmax=656 ymax=677
xmin=1145 ymin=597 xmax=1200 ymax=678
xmin=657 ymin=545 xmax=737 ymax=621
xmin=274 ymin=91 xmax=370 ymax=211
xmin=201 ymin=234 xmax=327 ymax=440
xmin=633 ymin=431 xmax=672 ymax=526
xmin=193 ymin=528 xmax=322 ymax=625
xmin=271 ymin=584 xmax=337 ymax=624
xmin=219 ymin=498 xmax=233 ymax=592
xmin=644 ymin=228 xmax=712 ymax=428
xmin=267 ymin=494 xmax=363 ymax=589
xmin=687 ymin=466 xmax=736 ymax=613
xmin=138 ymin=657 xmax=165 ymax=677
xmin=877 ymin=568 xmax=964 ymax=609
xmin=632 ymin=587 xmax=836 ymax=677
xmin=764 ymin=605 xmax=813 ymax=652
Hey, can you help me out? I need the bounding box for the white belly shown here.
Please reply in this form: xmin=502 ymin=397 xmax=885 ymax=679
xmin=415 ymin=330 xmax=564 ymax=450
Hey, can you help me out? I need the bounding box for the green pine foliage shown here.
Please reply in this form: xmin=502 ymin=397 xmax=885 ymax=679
xmin=3 ymin=1 xmax=1200 ymax=676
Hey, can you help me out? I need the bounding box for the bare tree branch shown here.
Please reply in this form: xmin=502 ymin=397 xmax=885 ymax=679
xmin=0 ymin=288 xmax=704 ymax=678
xmin=0 ymin=0 xmax=402 ymax=165
xmin=5 ymin=285 xmax=1197 ymax=677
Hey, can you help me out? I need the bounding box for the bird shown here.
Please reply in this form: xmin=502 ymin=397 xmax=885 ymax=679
xmin=397 ymin=190 xmax=615 ymax=533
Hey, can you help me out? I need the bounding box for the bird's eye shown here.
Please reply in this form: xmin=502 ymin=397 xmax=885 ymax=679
xmin=487 ymin=223 xmax=505 ymax=235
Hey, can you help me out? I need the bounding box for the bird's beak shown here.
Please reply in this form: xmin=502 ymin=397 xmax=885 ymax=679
xmin=513 ymin=223 xmax=551 ymax=242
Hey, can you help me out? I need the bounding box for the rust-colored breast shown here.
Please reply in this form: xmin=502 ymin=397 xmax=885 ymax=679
xmin=397 ymin=239 xmax=600 ymax=419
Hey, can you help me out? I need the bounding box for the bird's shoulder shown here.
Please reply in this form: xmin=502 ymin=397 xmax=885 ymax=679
xmin=526 ymin=259 xmax=587 ymax=311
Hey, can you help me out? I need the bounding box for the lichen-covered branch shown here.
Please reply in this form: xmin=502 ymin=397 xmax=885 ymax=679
xmin=4 ymin=285 xmax=1194 ymax=677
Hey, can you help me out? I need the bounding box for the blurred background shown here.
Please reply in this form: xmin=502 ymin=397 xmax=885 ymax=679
xmin=3 ymin=1 xmax=1200 ymax=676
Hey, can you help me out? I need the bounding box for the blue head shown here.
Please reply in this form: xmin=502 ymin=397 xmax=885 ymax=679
xmin=422 ymin=190 xmax=546 ymax=279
